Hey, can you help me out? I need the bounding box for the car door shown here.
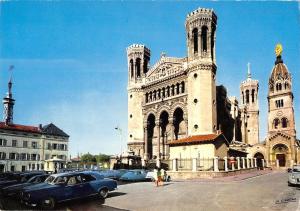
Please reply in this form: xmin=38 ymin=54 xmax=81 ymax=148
xmin=80 ymin=174 xmax=96 ymax=196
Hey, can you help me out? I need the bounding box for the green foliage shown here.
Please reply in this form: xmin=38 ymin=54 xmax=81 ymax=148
xmin=80 ymin=153 xmax=110 ymax=164
xmin=95 ymin=154 xmax=110 ymax=163
xmin=81 ymin=153 xmax=96 ymax=163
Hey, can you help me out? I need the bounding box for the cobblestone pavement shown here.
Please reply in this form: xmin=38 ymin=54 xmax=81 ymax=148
xmin=104 ymin=170 xmax=300 ymax=211
xmin=0 ymin=170 xmax=298 ymax=211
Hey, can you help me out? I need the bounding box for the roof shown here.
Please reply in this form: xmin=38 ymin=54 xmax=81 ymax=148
xmin=0 ymin=122 xmax=40 ymax=133
xmin=42 ymin=123 xmax=69 ymax=137
xmin=0 ymin=122 xmax=69 ymax=137
xmin=168 ymin=133 xmax=224 ymax=146
xmin=269 ymin=61 xmax=290 ymax=83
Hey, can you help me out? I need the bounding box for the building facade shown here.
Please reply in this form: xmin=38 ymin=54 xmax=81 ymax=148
xmin=126 ymin=8 xmax=298 ymax=168
xmin=0 ymin=77 xmax=69 ymax=172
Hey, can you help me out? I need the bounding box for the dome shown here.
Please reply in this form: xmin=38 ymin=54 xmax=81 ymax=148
xmin=269 ymin=56 xmax=290 ymax=84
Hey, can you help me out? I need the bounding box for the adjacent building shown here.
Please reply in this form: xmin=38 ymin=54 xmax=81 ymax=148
xmin=0 ymin=77 xmax=69 ymax=172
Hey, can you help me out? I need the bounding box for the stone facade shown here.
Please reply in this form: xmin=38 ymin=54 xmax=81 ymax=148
xmin=127 ymin=8 xmax=219 ymax=160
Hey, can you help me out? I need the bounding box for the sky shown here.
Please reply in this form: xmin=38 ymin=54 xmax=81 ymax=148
xmin=0 ymin=1 xmax=299 ymax=157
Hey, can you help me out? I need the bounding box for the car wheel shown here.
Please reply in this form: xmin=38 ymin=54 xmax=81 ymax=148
xmin=288 ymin=182 xmax=293 ymax=187
xmin=41 ymin=197 xmax=56 ymax=210
xmin=99 ymin=188 xmax=109 ymax=199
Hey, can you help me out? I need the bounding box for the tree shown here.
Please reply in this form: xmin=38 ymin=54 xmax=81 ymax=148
xmin=95 ymin=154 xmax=110 ymax=163
xmin=81 ymin=153 xmax=96 ymax=163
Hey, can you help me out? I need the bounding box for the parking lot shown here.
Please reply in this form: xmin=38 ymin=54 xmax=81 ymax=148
xmin=1 ymin=170 xmax=299 ymax=211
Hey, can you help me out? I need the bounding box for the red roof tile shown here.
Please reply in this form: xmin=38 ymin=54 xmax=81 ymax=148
xmin=0 ymin=122 xmax=40 ymax=133
xmin=169 ymin=134 xmax=221 ymax=145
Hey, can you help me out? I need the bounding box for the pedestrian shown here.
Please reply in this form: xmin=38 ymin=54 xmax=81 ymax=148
xmin=156 ymin=167 xmax=162 ymax=187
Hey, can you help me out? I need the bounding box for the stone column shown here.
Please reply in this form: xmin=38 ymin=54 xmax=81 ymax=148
xmin=246 ymin=158 xmax=250 ymax=169
xmin=156 ymin=158 xmax=161 ymax=168
xmin=262 ymin=159 xmax=265 ymax=169
xmin=254 ymin=158 xmax=257 ymax=168
xmin=214 ymin=157 xmax=219 ymax=172
xmin=168 ymin=118 xmax=175 ymax=143
xmin=266 ymin=160 xmax=269 ymax=168
xmin=173 ymin=159 xmax=178 ymax=171
xmin=141 ymin=159 xmax=146 ymax=168
xmin=250 ymin=158 xmax=254 ymax=168
xmin=276 ymin=159 xmax=279 ymax=168
xmin=242 ymin=157 xmax=246 ymax=169
xmin=192 ymin=158 xmax=197 ymax=172
xmin=155 ymin=121 xmax=161 ymax=159
xmin=144 ymin=126 xmax=148 ymax=160
xmin=224 ymin=157 xmax=228 ymax=171
xmin=231 ymin=161 xmax=235 ymax=171
xmin=237 ymin=157 xmax=240 ymax=170
xmin=129 ymin=159 xmax=133 ymax=166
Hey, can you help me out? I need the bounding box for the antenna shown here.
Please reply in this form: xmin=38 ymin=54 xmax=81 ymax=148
xmin=247 ymin=62 xmax=251 ymax=79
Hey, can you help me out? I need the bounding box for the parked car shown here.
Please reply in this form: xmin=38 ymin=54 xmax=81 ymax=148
xmin=2 ymin=174 xmax=49 ymax=197
xmin=0 ymin=172 xmax=43 ymax=190
xmin=99 ymin=169 xmax=128 ymax=180
xmin=119 ymin=170 xmax=148 ymax=182
xmin=21 ymin=171 xmax=117 ymax=209
xmin=288 ymin=165 xmax=300 ymax=186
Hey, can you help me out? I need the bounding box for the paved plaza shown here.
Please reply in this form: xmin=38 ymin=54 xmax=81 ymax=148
xmin=1 ymin=170 xmax=299 ymax=211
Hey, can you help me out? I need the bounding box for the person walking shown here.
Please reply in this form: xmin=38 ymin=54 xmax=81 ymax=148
xmin=156 ymin=167 xmax=162 ymax=187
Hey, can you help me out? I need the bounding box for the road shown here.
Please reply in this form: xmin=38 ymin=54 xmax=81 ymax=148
xmin=104 ymin=171 xmax=300 ymax=211
xmin=0 ymin=171 xmax=299 ymax=211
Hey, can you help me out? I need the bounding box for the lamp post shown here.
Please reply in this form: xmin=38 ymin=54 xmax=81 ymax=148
xmin=114 ymin=126 xmax=123 ymax=158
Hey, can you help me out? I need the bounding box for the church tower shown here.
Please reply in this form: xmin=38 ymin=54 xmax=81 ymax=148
xmin=267 ymin=44 xmax=296 ymax=137
xmin=240 ymin=63 xmax=259 ymax=145
xmin=186 ymin=8 xmax=217 ymax=135
xmin=127 ymin=44 xmax=150 ymax=155
xmin=3 ymin=72 xmax=15 ymax=125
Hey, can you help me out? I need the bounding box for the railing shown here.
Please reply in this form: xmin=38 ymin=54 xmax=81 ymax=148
xmin=197 ymin=158 xmax=214 ymax=171
xmin=178 ymin=159 xmax=192 ymax=170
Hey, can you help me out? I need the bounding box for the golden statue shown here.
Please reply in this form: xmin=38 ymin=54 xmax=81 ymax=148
xmin=275 ymin=43 xmax=283 ymax=57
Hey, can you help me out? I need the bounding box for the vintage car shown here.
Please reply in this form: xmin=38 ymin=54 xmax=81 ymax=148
xmin=21 ymin=171 xmax=117 ymax=209
xmin=288 ymin=165 xmax=300 ymax=186
xmin=0 ymin=172 xmax=44 ymax=190
xmin=98 ymin=169 xmax=128 ymax=180
xmin=2 ymin=174 xmax=49 ymax=197
xmin=119 ymin=170 xmax=148 ymax=182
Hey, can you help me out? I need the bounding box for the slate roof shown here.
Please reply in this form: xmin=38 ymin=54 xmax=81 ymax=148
xmin=42 ymin=123 xmax=69 ymax=137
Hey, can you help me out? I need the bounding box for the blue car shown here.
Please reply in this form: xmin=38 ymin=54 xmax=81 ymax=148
xmin=20 ymin=171 xmax=117 ymax=209
xmin=119 ymin=170 xmax=148 ymax=182
xmin=2 ymin=174 xmax=49 ymax=197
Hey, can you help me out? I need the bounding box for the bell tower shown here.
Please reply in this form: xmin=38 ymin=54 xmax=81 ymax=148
xmin=240 ymin=63 xmax=259 ymax=145
xmin=267 ymin=44 xmax=296 ymax=137
xmin=126 ymin=44 xmax=150 ymax=155
xmin=186 ymin=8 xmax=218 ymax=135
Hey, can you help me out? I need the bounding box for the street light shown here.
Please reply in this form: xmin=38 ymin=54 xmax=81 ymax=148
xmin=114 ymin=126 xmax=123 ymax=157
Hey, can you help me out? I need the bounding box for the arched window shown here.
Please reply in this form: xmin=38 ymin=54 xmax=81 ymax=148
xmin=171 ymin=85 xmax=175 ymax=96
xmin=162 ymin=87 xmax=165 ymax=98
xmin=211 ymin=26 xmax=215 ymax=60
xmin=284 ymin=82 xmax=289 ymax=89
xmin=242 ymin=91 xmax=244 ymax=104
xmin=282 ymin=118 xmax=288 ymax=128
xmin=158 ymin=89 xmax=161 ymax=99
xmin=149 ymin=91 xmax=152 ymax=101
xmin=192 ymin=28 xmax=198 ymax=53
xmin=153 ymin=90 xmax=157 ymax=101
xmin=145 ymin=93 xmax=149 ymax=103
xmin=274 ymin=118 xmax=280 ymax=129
xmin=281 ymin=99 xmax=284 ymax=107
xmin=201 ymin=26 xmax=208 ymax=52
xmin=130 ymin=59 xmax=134 ymax=78
xmin=246 ymin=90 xmax=250 ymax=103
xmin=276 ymin=83 xmax=282 ymax=91
xmin=252 ymin=89 xmax=255 ymax=103
xmin=143 ymin=59 xmax=148 ymax=74
xmin=181 ymin=82 xmax=185 ymax=93
xmin=176 ymin=83 xmax=180 ymax=94
xmin=136 ymin=58 xmax=141 ymax=77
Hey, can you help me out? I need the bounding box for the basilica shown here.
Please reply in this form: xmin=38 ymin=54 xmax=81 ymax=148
xmin=126 ymin=7 xmax=298 ymax=168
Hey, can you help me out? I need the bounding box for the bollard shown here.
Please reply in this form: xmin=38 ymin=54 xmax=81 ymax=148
xmin=224 ymin=157 xmax=228 ymax=171
xmin=214 ymin=157 xmax=219 ymax=172
xmin=237 ymin=157 xmax=241 ymax=170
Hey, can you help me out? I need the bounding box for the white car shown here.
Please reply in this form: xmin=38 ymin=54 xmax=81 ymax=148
xmin=288 ymin=165 xmax=300 ymax=186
